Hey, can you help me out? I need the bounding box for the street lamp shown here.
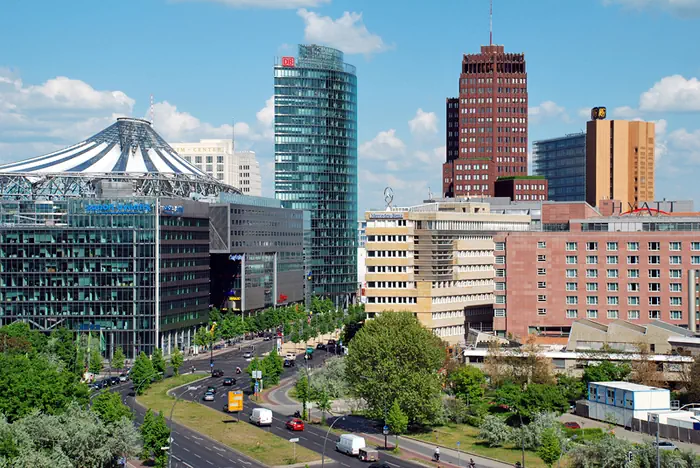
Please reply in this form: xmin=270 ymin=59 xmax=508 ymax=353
xmin=168 ymin=386 xmax=199 ymax=468
xmin=321 ymin=415 xmax=347 ymax=468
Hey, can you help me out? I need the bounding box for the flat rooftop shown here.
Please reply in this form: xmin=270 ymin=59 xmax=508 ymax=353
xmin=591 ymin=381 xmax=668 ymax=392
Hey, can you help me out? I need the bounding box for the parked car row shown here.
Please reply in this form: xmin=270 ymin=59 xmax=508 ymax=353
xmin=90 ymin=373 xmax=129 ymax=390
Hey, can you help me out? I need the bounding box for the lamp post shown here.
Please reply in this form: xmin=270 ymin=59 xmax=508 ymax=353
xmin=518 ymin=413 xmax=526 ymax=468
xmin=321 ymin=415 xmax=346 ymax=468
xmin=168 ymin=386 xmax=199 ymax=468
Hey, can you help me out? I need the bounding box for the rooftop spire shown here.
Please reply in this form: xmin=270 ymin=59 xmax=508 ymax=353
xmin=489 ymin=0 xmax=493 ymax=46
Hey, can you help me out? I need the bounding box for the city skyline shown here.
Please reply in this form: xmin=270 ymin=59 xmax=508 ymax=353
xmin=1 ymin=0 xmax=699 ymax=214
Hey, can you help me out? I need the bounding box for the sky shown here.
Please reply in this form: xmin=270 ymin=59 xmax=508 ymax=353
xmin=1 ymin=0 xmax=700 ymax=214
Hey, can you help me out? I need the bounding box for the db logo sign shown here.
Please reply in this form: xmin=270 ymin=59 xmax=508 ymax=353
xmin=282 ymin=56 xmax=295 ymax=67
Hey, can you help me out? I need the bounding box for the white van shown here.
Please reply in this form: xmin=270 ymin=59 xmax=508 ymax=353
xmin=249 ymin=408 xmax=273 ymax=426
xmin=336 ymin=434 xmax=366 ymax=456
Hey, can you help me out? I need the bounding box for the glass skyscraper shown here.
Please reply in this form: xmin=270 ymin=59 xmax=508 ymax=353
xmin=533 ymin=133 xmax=586 ymax=201
xmin=274 ymin=44 xmax=358 ymax=301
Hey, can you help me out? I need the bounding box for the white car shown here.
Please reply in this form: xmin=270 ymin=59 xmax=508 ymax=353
xmin=653 ymin=441 xmax=678 ymax=451
xmin=243 ymin=351 xmax=252 ymax=359
xmin=203 ymin=392 xmax=215 ymax=401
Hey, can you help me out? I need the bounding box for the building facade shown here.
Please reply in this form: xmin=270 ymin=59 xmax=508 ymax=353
xmin=209 ymin=193 xmax=307 ymax=314
xmin=363 ymin=201 xmax=530 ymax=345
xmin=533 ymin=133 xmax=586 ymax=201
xmin=173 ymin=139 xmax=262 ymax=196
xmin=0 ymin=197 xmax=210 ymax=359
xmin=274 ymin=44 xmax=358 ymax=301
xmin=586 ymin=120 xmax=655 ymax=209
xmin=494 ymin=176 xmax=547 ymax=202
xmin=443 ymin=44 xmax=528 ymax=198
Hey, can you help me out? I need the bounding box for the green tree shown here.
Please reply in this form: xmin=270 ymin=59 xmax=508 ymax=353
xmin=140 ymin=409 xmax=170 ymax=468
xmin=89 ymin=349 xmax=103 ymax=374
xmin=568 ymin=434 xmax=633 ymax=468
xmin=170 ymin=347 xmax=183 ymax=376
xmin=478 ymin=415 xmax=512 ymax=447
xmin=151 ymin=348 xmax=166 ymax=378
xmin=295 ymin=375 xmax=312 ymax=421
xmin=0 ymin=353 xmax=89 ymax=422
xmin=518 ymin=383 xmax=570 ymax=418
xmin=92 ymin=391 xmax=133 ymax=425
xmin=537 ymin=428 xmax=562 ymax=467
xmin=112 ymin=346 xmax=126 ymax=372
xmin=493 ymin=381 xmax=522 ymax=410
xmin=557 ymin=374 xmax=585 ymax=403
xmin=345 ymin=312 xmax=445 ymax=425
xmin=448 ymin=365 xmax=486 ymax=406
xmin=686 ymin=356 xmax=700 ymax=404
xmin=314 ymin=389 xmax=332 ymax=424
xmin=261 ymin=349 xmax=284 ymax=386
xmin=582 ymin=361 xmax=631 ymax=386
xmin=48 ymin=327 xmax=77 ymax=370
xmin=0 ymin=322 xmax=47 ymax=354
xmin=130 ymin=352 xmax=156 ymax=395
xmin=385 ymin=400 xmax=408 ymax=447
xmin=309 ymin=356 xmax=349 ymax=399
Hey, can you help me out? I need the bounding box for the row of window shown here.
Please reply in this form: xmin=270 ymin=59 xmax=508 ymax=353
xmin=455 ymin=174 xmax=489 ymax=181
xmin=562 ymin=296 xmax=682 ymax=306
xmin=454 ymin=184 xmax=490 ymax=191
xmin=514 ymin=194 xmax=546 ymax=201
xmin=366 ymin=296 xmax=416 ymax=304
xmin=555 ymin=282 xmax=683 ymax=293
xmin=366 ymin=235 xmax=407 ymax=242
xmin=495 ymin=241 xmax=699 ymax=251
xmin=366 ymin=281 xmax=414 ymax=289
xmin=493 ymin=309 xmax=684 ymax=321
xmin=559 ymin=255 xmax=698 ymax=265
xmin=501 ymin=267 xmax=687 ymax=279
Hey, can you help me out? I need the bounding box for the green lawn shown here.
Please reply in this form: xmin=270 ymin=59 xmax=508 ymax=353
xmin=410 ymin=423 xmax=551 ymax=468
xmin=137 ymin=375 xmax=320 ymax=466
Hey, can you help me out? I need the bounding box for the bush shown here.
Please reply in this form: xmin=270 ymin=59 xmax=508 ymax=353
xmin=444 ymin=397 xmax=470 ymax=425
xmin=478 ymin=415 xmax=512 ymax=447
xmin=513 ymin=413 xmax=562 ymax=451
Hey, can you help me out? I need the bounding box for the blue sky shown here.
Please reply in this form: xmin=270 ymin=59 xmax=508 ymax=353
xmin=1 ymin=0 xmax=700 ymax=213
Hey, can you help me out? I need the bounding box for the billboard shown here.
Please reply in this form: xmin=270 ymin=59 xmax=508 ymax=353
xmin=590 ymin=106 xmax=607 ymax=121
xmin=282 ymin=56 xmax=295 ymax=67
xmin=228 ymin=390 xmax=243 ymax=412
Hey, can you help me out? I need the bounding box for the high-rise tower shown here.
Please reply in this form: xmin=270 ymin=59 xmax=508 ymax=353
xmin=443 ymin=8 xmax=528 ymax=198
xmin=274 ymin=44 xmax=358 ymax=303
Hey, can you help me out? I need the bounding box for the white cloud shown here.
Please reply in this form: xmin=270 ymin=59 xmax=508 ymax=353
xmin=528 ymin=101 xmax=570 ymax=124
xmin=408 ymin=108 xmax=438 ymax=136
xmin=638 ymin=75 xmax=700 ymax=112
xmin=297 ymin=9 xmax=390 ymax=55
xmin=603 ymin=0 xmax=700 ymax=17
xmin=611 ymin=105 xmax=640 ymax=119
xmin=174 ymin=0 xmax=329 ymax=8
xmin=667 ymin=127 xmax=700 ymax=163
xmin=577 ymin=108 xmax=593 ymax=119
xmin=414 ymin=145 xmax=445 ymax=164
xmin=256 ymin=96 xmax=274 ymax=127
xmin=359 ymin=129 xmax=405 ymax=161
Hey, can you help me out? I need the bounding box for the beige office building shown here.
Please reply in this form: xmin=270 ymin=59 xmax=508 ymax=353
xmin=586 ymin=120 xmax=655 ymax=209
xmin=364 ymin=200 xmax=530 ymax=345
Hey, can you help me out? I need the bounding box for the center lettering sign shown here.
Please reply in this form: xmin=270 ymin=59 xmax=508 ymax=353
xmin=369 ymin=213 xmax=404 ymax=220
xmin=281 ymin=56 xmax=295 ymax=67
xmin=161 ymin=205 xmax=184 ymax=215
xmin=85 ymin=203 xmax=152 ymax=214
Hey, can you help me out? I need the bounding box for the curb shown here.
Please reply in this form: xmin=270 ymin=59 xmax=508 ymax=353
xmin=271 ymin=459 xmax=325 ymax=468
xmin=360 ymin=433 xmax=458 ymax=468
xmin=401 ymin=435 xmax=511 ymax=467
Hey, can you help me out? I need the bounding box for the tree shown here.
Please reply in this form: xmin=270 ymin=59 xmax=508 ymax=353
xmin=89 ymin=349 xmax=103 ymax=374
xmin=537 ymin=428 xmax=562 ymax=467
xmin=582 ymin=361 xmax=631 ymax=386
xmin=295 ymin=375 xmax=312 ymax=421
xmin=448 ymin=365 xmax=486 ymax=406
xmin=568 ymin=434 xmax=633 ymax=468
xmin=170 ymin=347 xmax=184 ymax=376
xmin=261 ymin=349 xmax=284 ymax=386
xmin=130 ymin=352 xmax=156 ymax=395
xmin=518 ymin=384 xmax=569 ymax=419
xmin=309 ymin=356 xmax=349 ymax=399
xmin=0 ymin=322 xmax=47 ymax=354
xmin=478 ymin=415 xmax=512 ymax=447
xmin=48 ymin=327 xmax=77 ymax=371
xmin=314 ymin=389 xmax=332 ymax=424
xmin=140 ymin=409 xmax=170 ymax=468
xmin=151 ymin=348 xmax=166 ymax=378
xmin=557 ymin=374 xmax=585 ymax=403
xmin=484 ymin=336 xmax=555 ymax=387
xmin=687 ymin=356 xmax=700 ymax=405
xmin=92 ymin=391 xmax=133 ymax=425
xmin=0 ymin=353 xmax=88 ymax=423
xmin=345 ymin=312 xmax=445 ymax=425
xmin=515 ymin=413 xmax=562 ymax=451
xmin=385 ymin=400 xmax=408 ymax=446
xmin=630 ymin=343 xmax=664 ymax=387
xmin=112 ymin=347 xmax=126 ymax=372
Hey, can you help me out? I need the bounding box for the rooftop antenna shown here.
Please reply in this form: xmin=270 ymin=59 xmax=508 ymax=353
xmin=231 ymin=118 xmax=235 ymax=153
xmin=489 ymin=0 xmax=493 ymax=46
xmin=149 ymin=94 xmax=155 ymax=125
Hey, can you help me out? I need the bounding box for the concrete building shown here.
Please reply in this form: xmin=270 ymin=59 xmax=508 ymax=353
xmin=494 ymin=176 xmax=547 ymax=202
xmin=588 ymin=382 xmax=670 ymax=427
xmin=172 ymin=139 xmax=262 ymax=196
xmin=443 ymin=43 xmax=528 ymax=198
xmin=585 ymin=120 xmax=655 ymax=209
xmin=364 ymin=200 xmax=531 ymax=345
xmin=533 ymin=133 xmax=586 ymax=201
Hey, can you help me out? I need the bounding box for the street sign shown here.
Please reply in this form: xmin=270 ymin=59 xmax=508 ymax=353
xmin=228 ymin=390 xmax=244 ymax=412
xmin=289 ymin=438 xmax=299 ymax=443
xmin=252 ymin=370 xmax=262 ymax=379
xmin=382 ymin=425 xmax=389 ymax=435
xmin=457 ymin=441 xmax=460 ymax=447
xmin=254 ymin=382 xmax=259 ymax=393
xmin=210 ymin=362 xmax=214 ymax=368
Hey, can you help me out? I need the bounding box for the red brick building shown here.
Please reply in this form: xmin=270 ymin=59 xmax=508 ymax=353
xmin=443 ymin=44 xmax=528 ymax=198
xmin=492 ymin=202 xmax=700 ymax=340
xmin=494 ymin=176 xmax=548 ymax=201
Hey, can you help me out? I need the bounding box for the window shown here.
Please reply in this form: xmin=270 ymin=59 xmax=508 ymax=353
xmin=607 ymin=283 xmax=619 ymax=292
xmin=537 ymin=294 xmax=547 ymax=302
xmin=692 ymin=256 xmax=700 ymax=265
xmin=607 ymin=256 xmax=618 ymax=264
xmin=648 ymin=255 xmax=660 ymax=265
xmin=494 ymin=309 xmax=506 ymax=317
xmin=537 ymin=268 xmax=546 ymax=276
xmin=649 ymin=297 xmax=661 ymax=306
xmin=496 ymin=295 xmax=506 ymax=304
xmin=627 ymin=256 xmax=639 ymax=265
xmin=537 ymin=308 xmax=547 ymax=316
xmin=566 ymin=269 xmax=578 ymax=278
xmin=628 ymin=269 xmax=639 ymax=278
xmin=566 ymin=309 xmax=578 ymax=319
xmin=587 ymin=296 xmax=598 ymax=305
xmin=670 ymin=255 xmax=682 ymax=265
xmin=628 ymin=297 xmax=640 ymax=305
xmin=586 ymin=255 xmax=598 ymax=265
xmin=648 ymin=242 xmax=660 ymax=251
xmin=495 ymin=282 xmax=505 ymax=291
xmin=607 ymin=310 xmax=619 ymax=319
xmin=566 ymin=296 xmax=578 ymax=305
xmin=566 ymin=282 xmax=578 ymax=291
xmin=670 ymin=269 xmax=682 ymax=279
xmin=607 ymin=269 xmax=619 ymax=278
xmin=566 ymin=256 xmax=578 ymax=264
xmin=537 ymin=241 xmax=546 ymax=248
xmin=670 ymin=297 xmax=682 ymax=306
xmin=607 ymin=242 xmax=618 ymax=251
xmin=586 ymin=269 xmax=598 ymax=278
xmin=669 ymin=241 xmax=681 ymax=251
xmin=649 ymin=269 xmax=660 ymax=278
xmin=587 ymin=282 xmax=598 ymax=292
xmin=670 ymin=283 xmax=682 ymax=292
xmin=648 ymin=283 xmax=661 ymax=292
xmin=495 ymin=242 xmax=505 ymax=251
xmin=628 ymin=310 xmax=640 ymax=320
xmin=649 ymin=310 xmax=661 ymax=320
xmin=496 ymin=269 xmax=506 ymax=277
xmin=537 ymin=281 xmax=546 ymax=289
xmin=607 ymin=296 xmax=619 ymax=305
xmin=670 ymin=311 xmax=682 ymax=320
xmin=537 ymin=254 xmax=546 ymax=262
xmin=587 ymin=309 xmax=598 ymax=319
xmin=628 ymin=242 xmax=639 ymax=251
xmin=566 ymin=242 xmax=578 ymax=251
xmin=495 ymin=256 xmax=505 ymax=264
xmin=586 ymin=242 xmax=598 ymax=251
xmin=628 ymin=283 xmax=640 ymax=292
xmin=692 ymin=242 xmax=700 ymax=251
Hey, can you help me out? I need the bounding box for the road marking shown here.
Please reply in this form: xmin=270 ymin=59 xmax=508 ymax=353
xmin=192 ymin=436 xmax=204 ymax=441
xmin=387 ymin=463 xmax=399 ymax=467
xmin=194 ymin=453 xmax=202 ymax=459
xmin=213 ymin=446 xmax=225 ymax=452
xmin=205 ymin=461 xmax=214 ymax=465
xmin=183 ymin=447 xmax=191 ymax=453
xmin=341 ymin=463 xmax=351 ymax=467
xmin=238 ymin=458 xmax=252 ymax=465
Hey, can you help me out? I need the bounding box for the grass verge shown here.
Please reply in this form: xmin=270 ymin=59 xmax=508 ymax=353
xmin=410 ymin=423 xmax=550 ymax=468
xmin=137 ymin=375 xmax=320 ymax=466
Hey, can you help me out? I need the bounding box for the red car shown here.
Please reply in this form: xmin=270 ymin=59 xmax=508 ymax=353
xmin=563 ymin=421 xmax=581 ymax=429
xmin=286 ymin=418 xmax=305 ymax=431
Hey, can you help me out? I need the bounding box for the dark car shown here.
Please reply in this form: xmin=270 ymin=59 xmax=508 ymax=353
xmin=109 ymin=376 xmax=121 ymax=385
xmin=284 ymin=359 xmax=295 ymax=368
xmin=327 ymin=339 xmax=336 ymax=346
xmin=207 ymin=386 xmax=217 ymax=394
xmin=316 ymin=343 xmax=326 ymax=350
xmin=369 ymin=463 xmax=391 ymax=468
xmin=327 ymin=345 xmax=337 ymax=354
xmin=212 ymin=369 xmax=224 ymax=378
xmin=222 ymin=378 xmax=235 ymax=386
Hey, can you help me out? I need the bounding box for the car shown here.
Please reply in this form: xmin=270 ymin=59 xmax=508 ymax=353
xmin=203 ymin=392 xmax=215 ymax=401
xmin=284 ymin=359 xmax=295 ymax=368
xmin=369 ymin=463 xmax=391 ymax=468
xmin=316 ymin=343 xmax=327 ymax=350
xmin=223 ymin=378 xmax=235 ymax=386
xmin=110 ymin=376 xmax=121 ymax=386
xmin=653 ymin=441 xmax=678 ymax=451
xmin=206 ymin=386 xmax=217 ymax=394
xmin=286 ymin=418 xmax=305 ymax=431
xmin=263 ymin=335 xmax=272 ymax=341
xmin=243 ymin=352 xmax=253 ymax=359
xmin=563 ymin=421 xmax=581 ymax=429
xmin=119 ymin=374 xmax=128 ymax=382
xmin=212 ymin=369 xmax=224 ymax=378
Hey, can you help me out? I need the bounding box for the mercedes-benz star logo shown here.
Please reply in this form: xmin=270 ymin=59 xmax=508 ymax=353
xmin=384 ymin=187 xmax=394 ymax=208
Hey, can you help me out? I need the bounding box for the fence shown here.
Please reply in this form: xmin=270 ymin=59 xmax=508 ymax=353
xmin=631 ymin=418 xmax=700 ymax=445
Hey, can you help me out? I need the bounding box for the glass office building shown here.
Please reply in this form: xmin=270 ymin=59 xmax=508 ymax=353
xmin=533 ymin=133 xmax=586 ymax=201
xmin=274 ymin=44 xmax=358 ymax=301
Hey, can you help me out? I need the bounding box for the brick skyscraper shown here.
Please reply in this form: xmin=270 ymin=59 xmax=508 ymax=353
xmin=443 ymin=44 xmax=528 ymax=198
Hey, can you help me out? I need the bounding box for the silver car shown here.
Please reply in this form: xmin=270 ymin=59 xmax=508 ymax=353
xmin=243 ymin=352 xmax=252 ymax=359
xmin=203 ymin=392 xmax=215 ymax=401
xmin=653 ymin=441 xmax=678 ymax=451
